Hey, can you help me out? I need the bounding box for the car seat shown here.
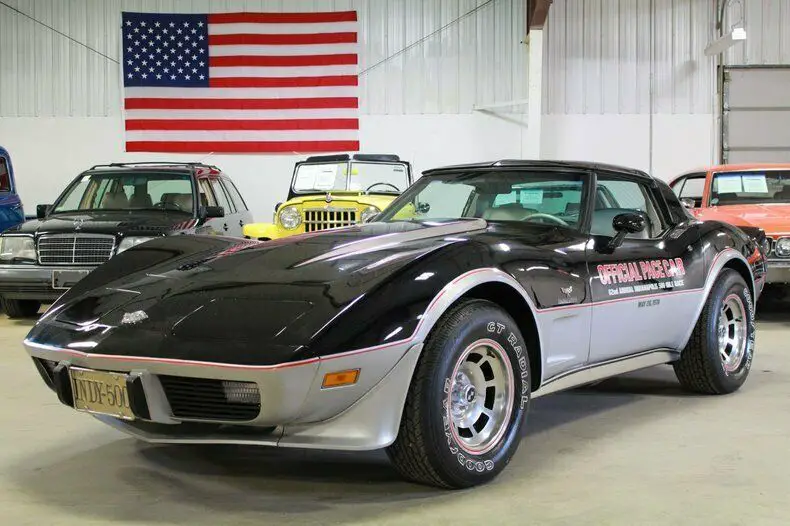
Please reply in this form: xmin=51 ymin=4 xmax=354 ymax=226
xmin=129 ymin=187 xmax=153 ymax=208
xmin=481 ymin=203 xmax=537 ymax=221
xmin=100 ymin=189 xmax=129 ymax=209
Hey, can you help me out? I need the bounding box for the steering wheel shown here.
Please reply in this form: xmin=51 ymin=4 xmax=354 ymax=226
xmin=365 ymin=182 xmax=400 ymax=194
xmin=153 ymin=201 xmax=184 ymax=211
xmin=524 ymin=213 xmax=569 ymax=227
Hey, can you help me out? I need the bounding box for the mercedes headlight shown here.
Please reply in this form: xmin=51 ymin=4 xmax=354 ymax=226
xmin=360 ymin=205 xmax=381 ymax=223
xmin=117 ymin=236 xmax=155 ymax=254
xmin=278 ymin=206 xmax=301 ymax=230
xmin=775 ymin=237 xmax=790 ymax=258
xmin=0 ymin=235 xmax=36 ymax=263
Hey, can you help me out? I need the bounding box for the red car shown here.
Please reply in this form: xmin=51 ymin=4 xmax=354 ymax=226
xmin=670 ymin=163 xmax=790 ymax=285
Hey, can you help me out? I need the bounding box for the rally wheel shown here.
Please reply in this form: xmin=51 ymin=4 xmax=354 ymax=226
xmin=674 ymin=269 xmax=755 ymax=395
xmin=387 ymin=299 xmax=531 ymax=489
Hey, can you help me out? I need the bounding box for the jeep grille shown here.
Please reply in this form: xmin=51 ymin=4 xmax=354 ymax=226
xmin=304 ymin=208 xmax=357 ymax=232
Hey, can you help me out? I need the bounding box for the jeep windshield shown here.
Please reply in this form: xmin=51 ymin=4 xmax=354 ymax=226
xmin=377 ymin=170 xmax=587 ymax=228
xmin=711 ymin=170 xmax=790 ymax=206
xmin=292 ymin=161 xmax=410 ymax=194
xmin=51 ymin=171 xmax=196 ymax=214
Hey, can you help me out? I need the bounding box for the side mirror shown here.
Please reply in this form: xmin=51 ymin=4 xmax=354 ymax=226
xmin=36 ymin=204 xmax=51 ymax=219
xmin=680 ymin=197 xmax=696 ymax=209
xmin=608 ymin=212 xmax=646 ymax=250
xmin=200 ymin=205 xmax=225 ymax=219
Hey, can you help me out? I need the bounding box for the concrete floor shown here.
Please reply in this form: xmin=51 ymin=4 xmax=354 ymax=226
xmin=1 ymin=301 xmax=789 ymax=526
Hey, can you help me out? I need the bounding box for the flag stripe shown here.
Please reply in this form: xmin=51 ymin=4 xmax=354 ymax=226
xmin=208 ymin=33 xmax=357 ymax=46
xmin=207 ymin=12 xmax=357 ymax=24
xmin=126 ymin=140 xmax=361 ymax=153
xmin=209 ymin=76 xmax=357 ymax=88
xmin=125 ymin=97 xmax=358 ymax=110
xmin=125 ymin=86 xmax=358 ymax=98
xmin=209 ymin=54 xmax=357 ymax=67
xmin=209 ymin=65 xmax=358 ymax=77
xmin=125 ymin=108 xmax=360 ymax=119
xmin=126 ymin=130 xmax=359 ymax=141
xmin=122 ymin=10 xmax=360 ymax=154
xmin=208 ymin=22 xmax=358 ymax=35
xmin=208 ymin=43 xmax=358 ymax=56
xmin=126 ymin=118 xmax=359 ymax=131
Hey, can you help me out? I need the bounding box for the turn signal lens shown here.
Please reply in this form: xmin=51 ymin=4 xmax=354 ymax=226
xmin=322 ymin=369 xmax=360 ymax=389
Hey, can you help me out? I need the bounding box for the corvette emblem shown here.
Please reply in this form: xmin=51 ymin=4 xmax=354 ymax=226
xmin=561 ymin=285 xmax=573 ymax=297
xmin=325 ymin=193 xmax=333 ymax=203
xmin=73 ymin=218 xmax=84 ymax=230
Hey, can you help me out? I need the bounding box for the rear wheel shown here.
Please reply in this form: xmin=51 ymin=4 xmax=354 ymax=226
xmin=1 ymin=298 xmax=41 ymax=319
xmin=674 ymin=269 xmax=754 ymax=394
xmin=386 ymin=299 xmax=530 ymax=489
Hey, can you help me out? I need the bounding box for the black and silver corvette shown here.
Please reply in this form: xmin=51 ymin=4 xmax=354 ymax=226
xmin=24 ymin=160 xmax=766 ymax=489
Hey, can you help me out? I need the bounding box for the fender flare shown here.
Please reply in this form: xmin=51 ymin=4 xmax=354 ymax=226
xmin=677 ymin=247 xmax=754 ymax=351
xmin=410 ymin=266 xmax=544 ymax=368
xmin=242 ymin=222 xmax=280 ymax=240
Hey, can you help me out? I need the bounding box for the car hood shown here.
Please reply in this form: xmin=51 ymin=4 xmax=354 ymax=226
xmin=29 ymin=219 xmax=492 ymax=364
xmin=6 ymin=211 xmax=196 ymax=236
xmin=694 ymin=204 xmax=790 ymax=235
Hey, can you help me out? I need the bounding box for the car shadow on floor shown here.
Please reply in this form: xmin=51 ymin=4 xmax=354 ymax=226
xmin=7 ymin=366 xmax=698 ymax=523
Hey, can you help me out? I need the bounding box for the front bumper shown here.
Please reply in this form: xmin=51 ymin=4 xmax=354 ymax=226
xmin=765 ymin=259 xmax=790 ymax=284
xmin=0 ymin=264 xmax=95 ymax=301
xmin=24 ymin=338 xmax=422 ymax=451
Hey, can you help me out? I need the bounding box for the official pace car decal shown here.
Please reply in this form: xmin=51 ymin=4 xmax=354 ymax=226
xmin=596 ymin=258 xmax=686 ymax=297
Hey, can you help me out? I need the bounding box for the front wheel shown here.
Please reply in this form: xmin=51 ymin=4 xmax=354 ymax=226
xmin=386 ymin=299 xmax=531 ymax=489
xmin=1 ymin=298 xmax=41 ymax=319
xmin=674 ymin=269 xmax=755 ymax=394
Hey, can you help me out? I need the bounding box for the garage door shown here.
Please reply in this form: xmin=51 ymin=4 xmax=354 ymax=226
xmin=722 ymin=66 xmax=790 ymax=163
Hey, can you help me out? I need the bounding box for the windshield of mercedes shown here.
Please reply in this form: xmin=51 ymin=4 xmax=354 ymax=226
xmin=711 ymin=170 xmax=790 ymax=205
xmin=377 ymin=171 xmax=586 ymax=228
xmin=51 ymin=172 xmax=195 ymax=214
xmin=292 ymin=161 xmax=410 ymax=194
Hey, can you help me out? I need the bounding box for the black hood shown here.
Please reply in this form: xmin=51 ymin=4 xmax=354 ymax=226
xmin=7 ymin=210 xmax=195 ymax=236
xmin=27 ymin=218 xmax=580 ymax=366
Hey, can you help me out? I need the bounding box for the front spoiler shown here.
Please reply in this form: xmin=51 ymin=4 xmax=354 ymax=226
xmin=24 ymin=339 xmax=422 ymax=451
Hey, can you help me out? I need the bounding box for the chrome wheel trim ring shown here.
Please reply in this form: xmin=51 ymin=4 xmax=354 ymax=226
xmin=718 ymin=294 xmax=747 ymax=372
xmin=447 ymin=338 xmax=515 ymax=455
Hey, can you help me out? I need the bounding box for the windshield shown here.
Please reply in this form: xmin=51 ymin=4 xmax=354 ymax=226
xmin=292 ymin=161 xmax=410 ymax=194
xmin=711 ymin=170 xmax=790 ymax=206
xmin=377 ymin=171 xmax=586 ymax=228
xmin=52 ymin=171 xmax=195 ymax=214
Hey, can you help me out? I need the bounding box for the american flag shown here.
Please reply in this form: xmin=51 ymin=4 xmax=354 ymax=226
xmin=121 ymin=11 xmax=360 ymax=154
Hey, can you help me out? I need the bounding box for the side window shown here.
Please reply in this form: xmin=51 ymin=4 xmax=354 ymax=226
xmin=216 ymin=179 xmax=237 ymax=214
xmin=223 ymin=179 xmax=248 ymax=212
xmin=209 ymin=179 xmax=232 ymax=213
xmin=676 ymin=176 xmax=706 ymax=207
xmin=197 ymin=179 xmax=217 ymax=208
xmin=0 ymin=158 xmax=11 ymax=192
xmin=592 ymin=176 xmax=667 ymax=239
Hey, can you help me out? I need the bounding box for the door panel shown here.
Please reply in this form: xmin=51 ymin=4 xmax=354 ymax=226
xmin=586 ymin=174 xmax=697 ymax=362
xmin=209 ymin=179 xmax=238 ymax=236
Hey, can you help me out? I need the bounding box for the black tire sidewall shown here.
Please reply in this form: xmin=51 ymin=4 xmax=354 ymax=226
xmin=421 ymin=302 xmax=530 ymax=487
xmin=704 ymin=271 xmax=755 ymax=388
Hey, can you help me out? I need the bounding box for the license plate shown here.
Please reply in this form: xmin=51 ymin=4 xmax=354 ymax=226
xmin=70 ymin=368 xmax=135 ymax=420
xmin=52 ymin=269 xmax=91 ymax=290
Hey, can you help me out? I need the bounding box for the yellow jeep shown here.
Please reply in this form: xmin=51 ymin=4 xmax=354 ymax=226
xmin=243 ymin=154 xmax=413 ymax=240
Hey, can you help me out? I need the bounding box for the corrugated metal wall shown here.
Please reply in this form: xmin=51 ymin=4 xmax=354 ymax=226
xmin=722 ymin=0 xmax=790 ymax=65
xmin=0 ymin=0 xmax=528 ymax=117
xmin=544 ymin=0 xmax=716 ymax=115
